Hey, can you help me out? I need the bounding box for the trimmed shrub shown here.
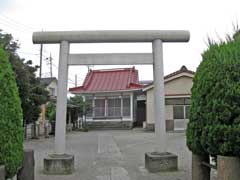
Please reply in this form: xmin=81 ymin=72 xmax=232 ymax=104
xmin=187 ymin=34 xmax=240 ymax=156
xmin=0 ymin=48 xmax=23 ymax=178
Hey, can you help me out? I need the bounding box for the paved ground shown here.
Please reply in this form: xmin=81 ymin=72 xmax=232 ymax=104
xmin=24 ymin=129 xmax=217 ymax=180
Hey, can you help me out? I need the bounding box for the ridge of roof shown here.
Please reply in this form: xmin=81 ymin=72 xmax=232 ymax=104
xmin=83 ymin=71 xmax=94 ymax=90
xmin=142 ymin=65 xmax=195 ymax=91
xmin=40 ymin=77 xmax=57 ymax=86
xmin=127 ymin=67 xmax=134 ymax=88
xmin=164 ymin=65 xmax=195 ymax=79
xmin=89 ymin=67 xmax=135 ymax=72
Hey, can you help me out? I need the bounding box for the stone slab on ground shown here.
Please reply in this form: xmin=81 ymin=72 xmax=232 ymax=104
xmin=145 ymin=152 xmax=178 ymax=172
xmin=44 ymin=154 xmax=74 ymax=175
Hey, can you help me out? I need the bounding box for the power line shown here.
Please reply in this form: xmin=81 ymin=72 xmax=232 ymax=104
xmin=17 ymin=51 xmax=40 ymax=56
xmin=0 ymin=13 xmax=36 ymax=31
xmin=0 ymin=19 xmax=31 ymax=34
xmin=0 ymin=14 xmax=35 ymax=34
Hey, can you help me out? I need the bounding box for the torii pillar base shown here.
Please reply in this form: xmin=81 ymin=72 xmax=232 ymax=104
xmin=43 ymin=154 xmax=74 ymax=175
xmin=145 ymin=152 xmax=178 ymax=172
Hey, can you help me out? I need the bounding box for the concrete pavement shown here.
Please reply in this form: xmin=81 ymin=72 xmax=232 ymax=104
xmin=24 ymin=129 xmax=217 ymax=180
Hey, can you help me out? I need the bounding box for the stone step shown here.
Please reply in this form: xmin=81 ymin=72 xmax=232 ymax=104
xmin=87 ymin=121 xmax=132 ymax=130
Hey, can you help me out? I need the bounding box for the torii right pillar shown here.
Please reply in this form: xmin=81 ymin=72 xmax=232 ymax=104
xmin=145 ymin=39 xmax=178 ymax=172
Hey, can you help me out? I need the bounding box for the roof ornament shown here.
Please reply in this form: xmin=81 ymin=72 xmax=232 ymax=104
xmin=180 ymin=65 xmax=188 ymax=71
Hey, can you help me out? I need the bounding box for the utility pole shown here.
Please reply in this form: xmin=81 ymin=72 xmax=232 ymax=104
xmin=87 ymin=65 xmax=94 ymax=72
xmin=39 ymin=44 xmax=43 ymax=78
xmin=45 ymin=53 xmax=53 ymax=78
xmin=75 ymin=74 xmax=77 ymax=87
xmin=49 ymin=53 xmax=53 ymax=78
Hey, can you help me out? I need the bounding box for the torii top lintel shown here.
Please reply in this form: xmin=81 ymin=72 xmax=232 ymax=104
xmin=32 ymin=30 xmax=190 ymax=44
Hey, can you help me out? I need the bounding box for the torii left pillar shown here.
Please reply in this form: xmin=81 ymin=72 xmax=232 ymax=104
xmin=43 ymin=41 xmax=74 ymax=175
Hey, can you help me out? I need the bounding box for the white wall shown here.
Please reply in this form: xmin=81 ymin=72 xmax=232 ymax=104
xmin=46 ymin=80 xmax=58 ymax=96
xmin=85 ymin=91 xmax=134 ymax=122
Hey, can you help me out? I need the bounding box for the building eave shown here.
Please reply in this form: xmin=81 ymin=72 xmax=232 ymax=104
xmin=69 ymin=88 xmax=142 ymax=95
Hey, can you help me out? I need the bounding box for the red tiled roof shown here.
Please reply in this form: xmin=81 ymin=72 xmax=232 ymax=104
xmin=69 ymin=67 xmax=142 ymax=93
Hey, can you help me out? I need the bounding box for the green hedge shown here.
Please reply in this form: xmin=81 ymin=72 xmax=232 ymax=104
xmin=187 ymin=35 xmax=240 ymax=156
xmin=0 ymin=48 xmax=23 ymax=178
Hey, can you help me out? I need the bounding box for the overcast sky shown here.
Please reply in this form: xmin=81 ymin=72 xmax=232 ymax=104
xmin=1 ymin=0 xmax=240 ymax=88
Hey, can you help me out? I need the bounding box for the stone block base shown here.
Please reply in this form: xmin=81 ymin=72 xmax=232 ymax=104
xmin=144 ymin=121 xmax=174 ymax=131
xmin=0 ymin=165 xmax=5 ymax=180
xmin=44 ymin=154 xmax=74 ymax=175
xmin=145 ymin=152 xmax=178 ymax=172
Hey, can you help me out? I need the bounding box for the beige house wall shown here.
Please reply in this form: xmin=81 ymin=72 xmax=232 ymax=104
xmin=165 ymin=76 xmax=193 ymax=95
xmin=146 ymin=75 xmax=193 ymax=129
xmin=146 ymin=89 xmax=175 ymax=124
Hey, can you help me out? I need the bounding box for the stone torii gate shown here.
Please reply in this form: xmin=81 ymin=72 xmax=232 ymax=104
xmin=32 ymin=30 xmax=190 ymax=174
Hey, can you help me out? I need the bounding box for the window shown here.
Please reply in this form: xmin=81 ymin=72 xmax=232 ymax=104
xmin=185 ymin=105 xmax=190 ymax=119
xmin=49 ymin=88 xmax=55 ymax=96
xmin=173 ymin=106 xmax=184 ymax=119
xmin=173 ymin=105 xmax=190 ymax=119
xmin=166 ymin=98 xmax=191 ymax=105
xmin=166 ymin=98 xmax=184 ymax=105
xmin=94 ymin=99 xmax=105 ymax=117
xmin=123 ymin=97 xmax=130 ymax=117
xmin=108 ymin=98 xmax=121 ymax=117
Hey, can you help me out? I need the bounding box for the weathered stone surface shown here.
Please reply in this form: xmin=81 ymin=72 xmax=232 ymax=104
xmin=17 ymin=149 xmax=34 ymax=180
xmin=145 ymin=121 xmax=174 ymax=131
xmin=0 ymin=165 xmax=5 ymax=180
xmin=166 ymin=120 xmax=174 ymax=131
xmin=145 ymin=152 xmax=178 ymax=172
xmin=192 ymin=153 xmax=210 ymax=180
xmin=217 ymin=155 xmax=240 ymax=180
xmin=44 ymin=154 xmax=74 ymax=175
xmin=145 ymin=123 xmax=155 ymax=131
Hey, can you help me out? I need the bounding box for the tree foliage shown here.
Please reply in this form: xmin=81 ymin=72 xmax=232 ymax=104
xmin=68 ymin=95 xmax=92 ymax=117
xmin=187 ymin=30 xmax=240 ymax=156
xmin=0 ymin=30 xmax=49 ymax=124
xmin=0 ymin=47 xmax=23 ymax=178
xmin=46 ymin=102 xmax=56 ymax=122
xmin=68 ymin=96 xmax=92 ymax=130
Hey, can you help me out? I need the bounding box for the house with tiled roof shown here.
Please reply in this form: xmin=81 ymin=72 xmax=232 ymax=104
xmin=143 ymin=66 xmax=195 ymax=131
xmin=69 ymin=67 xmax=143 ymax=129
xmin=40 ymin=77 xmax=58 ymax=99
